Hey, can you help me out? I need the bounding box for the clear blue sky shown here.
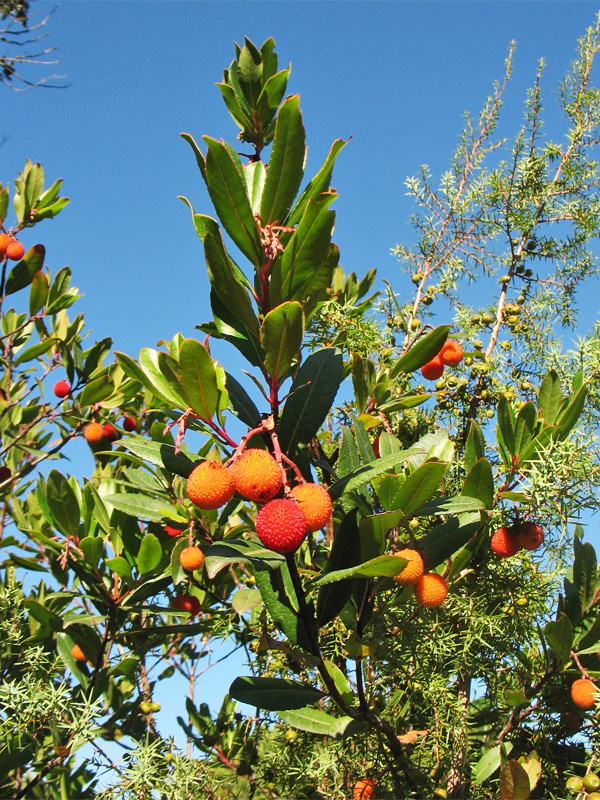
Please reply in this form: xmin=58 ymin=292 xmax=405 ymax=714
xmin=5 ymin=0 xmax=600 ymax=750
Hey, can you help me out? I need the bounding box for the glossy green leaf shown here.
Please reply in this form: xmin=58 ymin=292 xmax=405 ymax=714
xmin=317 ymin=509 xmax=361 ymax=628
xmin=209 ymin=287 xmax=265 ymax=369
xmin=105 ymin=557 xmax=133 ymax=580
xmin=224 ymin=372 xmax=261 ymax=428
xmin=254 ymin=559 xmax=312 ymax=651
xmin=278 ymin=348 xmax=343 ymax=457
xmin=351 ymin=414 xmax=376 ymax=464
xmin=278 ymin=707 xmax=365 ymax=738
xmin=29 ymin=270 xmax=48 ymax=315
xmin=232 ymin=587 xmax=262 ymax=615
xmin=104 ymin=493 xmax=169 ymax=522
xmin=514 ymin=402 xmax=536 ymax=461
xmin=260 ymin=301 xmax=304 ymax=381
xmin=496 ymin=395 xmax=515 ymax=457
xmin=464 ymin=420 xmax=486 ymax=475
xmin=314 ymin=554 xmax=410 ymax=587
xmin=140 ymin=347 xmax=187 ymax=408
xmin=556 ymin=383 xmax=587 ymax=440
xmin=23 ymin=599 xmax=63 ymax=632
xmin=80 ymin=536 xmax=104 ymax=569
xmin=389 ymin=325 xmax=450 ymax=378
xmin=46 ymin=470 xmax=80 ymax=538
xmin=204 ymin=537 xmax=285 ymax=579
xmin=543 ymin=613 xmax=573 ymax=662
xmin=393 ymin=460 xmax=449 ymax=517
xmin=202 ymin=137 xmax=263 ymax=267
xmin=462 ymin=457 xmax=494 ymax=510
xmin=504 ymin=689 xmax=529 ymax=708
xmin=13 ymin=337 xmax=56 ymax=366
xmin=178 ymin=338 xmax=219 ymax=420
xmin=119 ymin=436 xmax=196 ymax=477
xmin=537 ymin=369 xmax=561 ymax=424
xmin=4 ymin=244 xmax=45 ymax=296
xmin=260 ymin=95 xmax=306 ymax=225
xmin=419 ymin=512 xmax=483 ymax=569
xmin=137 ymin=533 xmax=162 ymax=575
xmin=573 ymin=542 xmax=597 ymax=613
xmin=329 ymin=447 xmax=426 ymax=501
xmin=0 ymin=187 xmax=8 ymax=222
xmin=287 ymin=138 xmax=348 ymax=227
xmin=78 ymin=375 xmax=115 ymax=407
xmin=359 ymin=510 xmax=404 ymax=562
xmin=472 ymin=743 xmax=513 ymax=784
xmin=230 ymin=676 xmax=324 ymax=711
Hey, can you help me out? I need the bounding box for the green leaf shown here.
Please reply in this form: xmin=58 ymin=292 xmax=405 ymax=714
xmin=497 ymin=395 xmax=515 ymax=457
xmin=244 ymin=161 xmax=266 ymax=215
xmin=544 ymin=613 xmax=573 ymax=662
xmin=225 ymin=372 xmax=261 ymax=428
xmin=573 ymin=542 xmax=597 ymax=613
xmin=287 ymin=138 xmax=348 ymax=227
xmin=260 ymin=95 xmax=306 ymax=225
xmin=230 ymin=676 xmax=324 ymax=711
xmin=464 ymin=420 xmax=485 ymax=475
xmin=504 ymin=689 xmax=529 ymax=708
xmin=4 ymin=244 xmax=45 ymax=296
xmin=23 ymin=599 xmax=63 ymax=632
xmin=204 ymin=537 xmax=285 ymax=579
xmin=472 ymin=743 xmax=513 ymax=784
xmin=393 ymin=460 xmax=449 ymax=517
xmin=80 ymin=536 xmax=104 ymax=569
xmin=278 ymin=707 xmax=365 ymax=738
xmin=46 ymin=470 xmax=80 ymax=538
xmin=178 ymin=338 xmax=219 ymax=420
xmin=329 ymin=448 xmax=427 ymax=501
xmin=29 ymin=270 xmax=48 ymax=315
xmin=254 ymin=559 xmax=312 ymax=651
xmin=137 ymin=533 xmax=162 ymax=575
xmin=419 ymin=512 xmax=483 ymax=569
xmin=13 ymin=337 xmax=56 ymax=366
xmin=137 ymin=347 xmax=188 ymax=408
xmin=358 ymin=510 xmax=404 ymax=562
xmin=78 ymin=375 xmax=115 ymax=407
xmin=104 ymin=493 xmax=170 ymax=522
xmin=232 ymin=587 xmax=262 ymax=615
xmin=203 ymin=137 xmax=263 ymax=267
xmin=105 ymin=556 xmax=133 ymax=580
xmin=351 ymin=414 xmax=376 ymax=464
xmin=260 ymin=301 xmax=305 ymax=382
xmin=414 ymin=495 xmax=485 ymax=517
xmin=556 ymin=383 xmax=587 ymax=440
xmin=389 ymin=326 xmax=450 ymax=378
xmin=277 ymin=348 xmax=343 ymax=458
xmin=208 ymin=288 xmax=265 ymax=369
xmin=462 ymin=457 xmax=494 ymax=510
xmin=537 ymin=369 xmax=562 ymax=424
xmin=514 ymin=402 xmax=536 ymax=462
xmin=313 ymin=554 xmax=411 ymax=587
xmin=499 ymin=759 xmax=531 ymax=800
xmin=316 ymin=509 xmax=361 ymax=628
xmin=119 ymin=436 xmax=196 ymax=478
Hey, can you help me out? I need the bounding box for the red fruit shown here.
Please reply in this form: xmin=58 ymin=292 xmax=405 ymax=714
xmin=255 ymin=498 xmax=307 ymax=554
xmin=289 ymin=483 xmax=333 ymax=532
xmin=372 ymin=435 xmax=381 ymax=458
xmin=180 ymin=545 xmax=204 ymax=572
xmin=0 ymin=233 xmax=11 ymax=258
xmin=84 ymin=422 xmax=105 ymax=444
xmin=165 ymin=524 xmax=185 ymax=537
xmin=5 ymin=240 xmax=24 ymax=261
xmin=53 ymin=380 xmax=71 ymax=399
xmin=491 ymin=526 xmax=521 ymax=558
xmin=440 ymin=339 xmax=464 ymax=367
xmin=123 ymin=415 xmax=137 ymax=432
xmin=0 ymin=466 xmax=11 ymax=483
xmin=187 ymin=460 xmax=235 ymax=509
xmin=420 ymin=355 xmax=444 ymax=381
xmin=354 ymin=778 xmax=376 ymax=800
xmin=172 ymin=595 xmax=201 ymax=617
xmin=103 ymin=422 xmax=121 ymax=442
xmin=516 ymin=521 xmax=544 ymax=551
xmin=231 ymin=449 xmax=282 ymax=502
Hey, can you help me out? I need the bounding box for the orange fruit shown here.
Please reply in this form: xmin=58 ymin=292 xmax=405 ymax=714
xmin=420 ymin=355 xmax=444 ymax=381
xmin=516 ymin=521 xmax=544 ymax=551
xmin=6 ymin=240 xmax=24 ymax=261
xmin=571 ymin=678 xmax=598 ymax=709
xmin=84 ymin=422 xmax=105 ymax=444
xmin=392 ymin=548 xmax=424 ymax=586
xmin=180 ymin=545 xmax=204 ymax=572
xmin=71 ymin=643 xmax=86 ymax=661
xmin=187 ymin=460 xmax=234 ymax=509
xmin=354 ymin=778 xmax=376 ymax=800
xmin=255 ymin=498 xmax=307 ymax=554
xmin=0 ymin=233 xmax=11 ymax=258
xmin=231 ymin=449 xmax=282 ymax=502
xmin=414 ymin=573 xmax=448 ymax=608
xmin=289 ymin=482 xmax=332 ymax=532
xmin=440 ymin=339 xmax=463 ymax=367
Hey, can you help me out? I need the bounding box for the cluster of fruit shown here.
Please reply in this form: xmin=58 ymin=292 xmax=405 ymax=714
xmin=82 ymin=417 xmax=137 ymax=446
xmin=392 ymin=547 xmax=448 ymax=608
xmin=184 ymin=449 xmax=333 ymax=555
xmin=0 ymin=233 xmax=25 ymax=262
xmin=566 ymin=772 xmax=600 ymax=797
xmin=420 ymin=339 xmax=464 ymax=381
xmin=490 ymin=521 xmax=544 ymax=557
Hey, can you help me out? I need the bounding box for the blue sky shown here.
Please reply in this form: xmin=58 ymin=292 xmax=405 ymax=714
xmin=5 ymin=0 xmax=600 ymax=752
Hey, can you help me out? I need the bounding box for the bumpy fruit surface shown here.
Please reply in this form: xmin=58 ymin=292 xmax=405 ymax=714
xmin=123 ymin=415 xmax=137 ymax=432
xmin=353 ymin=778 xmax=376 ymax=800
xmin=172 ymin=595 xmax=201 ymax=616
xmin=392 ymin=548 xmax=424 ymax=586
xmin=571 ymin=678 xmax=598 ymax=709
xmin=414 ymin=573 xmax=448 ymax=608
xmin=289 ymin=482 xmax=332 ymax=532
xmin=53 ymin=380 xmax=71 ymax=398
xmin=0 ymin=233 xmax=11 ymax=258
xmin=187 ymin=460 xmax=234 ymax=509
xmin=516 ymin=521 xmax=544 ymax=551
xmin=231 ymin=449 xmax=282 ymax=502
xmin=180 ymin=545 xmax=205 ymax=572
xmin=103 ymin=422 xmax=121 ymax=442
xmin=84 ymin=422 xmax=105 ymax=444
xmin=420 ymin=355 xmax=444 ymax=381
xmin=71 ymin=643 xmax=86 ymax=661
xmin=491 ymin=527 xmax=521 ymax=557
xmin=5 ymin=240 xmax=24 ymax=261
xmin=440 ymin=339 xmax=464 ymax=366
xmin=255 ymin=498 xmax=307 ymax=554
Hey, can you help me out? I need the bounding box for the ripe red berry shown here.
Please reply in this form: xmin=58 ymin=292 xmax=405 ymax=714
xmin=103 ymin=422 xmax=121 ymax=442
xmin=172 ymin=594 xmax=201 ymax=617
xmin=440 ymin=339 xmax=464 ymax=367
xmin=5 ymin=240 xmax=24 ymax=261
xmin=53 ymin=380 xmax=71 ymax=399
xmin=516 ymin=521 xmax=544 ymax=551
xmin=165 ymin=524 xmax=185 ymax=537
xmin=122 ymin=415 xmax=137 ymax=432
xmin=0 ymin=465 xmax=12 ymax=483
xmin=420 ymin=355 xmax=444 ymax=381
xmin=491 ymin=526 xmax=521 ymax=558
xmin=255 ymin=498 xmax=307 ymax=554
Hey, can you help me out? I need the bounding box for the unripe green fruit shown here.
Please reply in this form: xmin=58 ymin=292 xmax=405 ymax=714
xmin=508 ymin=315 xmax=519 ymax=325
xmin=422 ymin=295 xmax=433 ymax=305
xmin=526 ymin=239 xmax=536 ymax=251
xmin=165 ymin=752 xmax=173 ymax=762
xmin=409 ymin=518 xmax=420 ymax=531
xmin=486 ymin=409 xmax=495 ymax=418
xmin=150 ymin=702 xmax=161 ymax=712
xmin=410 ymin=318 xmax=421 ymax=331
xmin=473 ymin=340 xmax=483 ymax=349
xmin=433 ymin=790 xmax=447 ymax=799
xmin=446 ymin=376 xmax=458 ymax=387
xmin=285 ymin=729 xmax=298 ymax=742
xmin=517 ymin=294 xmax=525 ymax=304
xmin=566 ymin=776 xmax=583 ymax=792
xmin=516 ymin=262 xmax=525 ymax=274
xmin=482 ymin=313 xmax=493 ymax=324
xmin=140 ymin=701 xmax=152 ymax=714
xmin=524 ymin=268 xmax=533 ymax=277
xmin=588 ymin=793 xmax=600 ymax=800
xmin=435 ymin=379 xmax=446 ymax=391
xmin=464 ymin=356 xmax=473 ymax=367
xmin=583 ymin=773 xmax=600 ymax=791
xmin=500 ymin=275 xmax=511 ymax=284
xmin=411 ymin=272 xmax=423 ymax=284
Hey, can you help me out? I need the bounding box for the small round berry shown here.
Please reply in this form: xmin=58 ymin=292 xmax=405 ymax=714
xmin=392 ymin=548 xmax=424 ymax=586
xmin=491 ymin=527 xmax=521 ymax=558
xmin=140 ymin=701 xmax=152 ymax=714
xmin=150 ymin=702 xmax=161 ymax=712
xmin=516 ymin=521 xmax=544 ymax=551
xmin=583 ymin=774 xmax=600 ymax=792
xmin=165 ymin=524 xmax=185 ymax=538
xmin=0 ymin=233 xmax=11 ymax=258
xmin=571 ymin=678 xmax=598 ymax=709
xmin=71 ymin=643 xmax=86 ymax=662
xmin=255 ymin=498 xmax=307 ymax=554
xmin=103 ymin=422 xmax=121 ymax=442
xmin=231 ymin=449 xmax=282 ymax=502
xmin=187 ymin=460 xmax=235 ymax=509
xmin=421 ymin=355 xmax=444 ymax=381
xmin=180 ymin=545 xmax=204 ymax=572
xmin=172 ymin=595 xmax=201 ymax=617
xmin=566 ymin=776 xmax=584 ymax=793
xmin=84 ymin=422 xmax=105 ymax=444
xmin=53 ymin=380 xmax=71 ymax=399
xmin=353 ymin=778 xmax=376 ymax=800
xmin=289 ymin=482 xmax=332 ymax=532
xmin=122 ymin=415 xmax=137 ymax=432
xmin=0 ymin=466 xmax=11 ymax=483
xmin=5 ymin=240 xmax=24 ymax=261
xmin=414 ymin=573 xmax=448 ymax=608
xmin=440 ymin=339 xmax=464 ymax=367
